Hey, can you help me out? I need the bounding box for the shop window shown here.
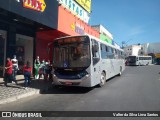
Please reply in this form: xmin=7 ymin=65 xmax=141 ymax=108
xmin=100 ymin=44 xmax=107 ymax=59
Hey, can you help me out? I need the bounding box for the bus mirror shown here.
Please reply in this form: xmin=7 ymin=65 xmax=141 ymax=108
xmin=93 ymin=45 xmax=98 ymax=52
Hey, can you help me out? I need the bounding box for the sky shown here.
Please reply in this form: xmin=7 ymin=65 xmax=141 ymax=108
xmin=89 ymin=0 xmax=160 ymax=46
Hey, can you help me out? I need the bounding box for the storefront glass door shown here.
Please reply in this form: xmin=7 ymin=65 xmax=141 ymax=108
xmin=16 ymin=34 xmax=33 ymax=74
xmin=0 ymin=30 xmax=6 ymax=77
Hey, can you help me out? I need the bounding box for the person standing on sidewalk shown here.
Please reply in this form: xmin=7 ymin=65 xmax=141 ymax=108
xmin=34 ymin=56 xmax=40 ymax=79
xmin=23 ymin=61 xmax=32 ymax=89
xmin=43 ymin=60 xmax=49 ymax=81
xmin=39 ymin=60 xmax=45 ymax=79
xmin=4 ymin=57 xmax=17 ymax=86
xmin=11 ymin=55 xmax=19 ymax=82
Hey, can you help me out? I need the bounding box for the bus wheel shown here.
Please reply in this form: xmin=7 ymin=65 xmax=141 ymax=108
xmin=138 ymin=63 xmax=141 ymax=66
xmin=99 ymin=72 xmax=106 ymax=87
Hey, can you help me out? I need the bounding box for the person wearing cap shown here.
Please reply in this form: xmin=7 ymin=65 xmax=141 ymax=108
xmin=34 ymin=56 xmax=41 ymax=79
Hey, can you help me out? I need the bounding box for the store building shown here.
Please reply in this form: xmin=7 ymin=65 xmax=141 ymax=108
xmin=92 ymin=24 xmax=113 ymax=44
xmin=0 ymin=0 xmax=59 ymax=76
xmin=0 ymin=0 xmax=99 ymax=76
xmin=36 ymin=0 xmax=99 ymax=61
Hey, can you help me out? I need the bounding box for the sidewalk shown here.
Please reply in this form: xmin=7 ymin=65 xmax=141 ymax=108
xmin=0 ymin=75 xmax=52 ymax=105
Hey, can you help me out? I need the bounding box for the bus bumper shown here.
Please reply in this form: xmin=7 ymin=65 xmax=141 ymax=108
xmin=52 ymin=74 xmax=91 ymax=87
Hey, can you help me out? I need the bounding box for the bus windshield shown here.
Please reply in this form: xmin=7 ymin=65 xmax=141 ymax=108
xmin=128 ymin=56 xmax=136 ymax=63
xmin=52 ymin=36 xmax=91 ymax=69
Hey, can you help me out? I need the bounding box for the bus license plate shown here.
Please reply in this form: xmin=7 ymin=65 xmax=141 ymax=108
xmin=65 ymin=82 xmax=72 ymax=85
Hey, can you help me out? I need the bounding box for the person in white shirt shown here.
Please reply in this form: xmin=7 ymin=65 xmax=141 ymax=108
xmin=11 ymin=55 xmax=19 ymax=82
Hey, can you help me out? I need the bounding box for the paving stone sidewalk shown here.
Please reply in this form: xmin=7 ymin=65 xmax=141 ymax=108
xmin=0 ymin=76 xmax=52 ymax=104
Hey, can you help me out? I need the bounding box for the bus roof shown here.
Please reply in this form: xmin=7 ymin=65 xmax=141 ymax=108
xmin=86 ymin=34 xmax=123 ymax=51
xmin=54 ymin=35 xmax=123 ymax=52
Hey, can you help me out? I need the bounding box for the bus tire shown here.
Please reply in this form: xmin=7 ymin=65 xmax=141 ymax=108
xmin=138 ymin=63 xmax=141 ymax=66
xmin=99 ymin=72 xmax=106 ymax=87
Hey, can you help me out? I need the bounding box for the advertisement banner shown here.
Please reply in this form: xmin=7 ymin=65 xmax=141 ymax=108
xmin=75 ymin=0 xmax=91 ymax=13
xmin=23 ymin=0 xmax=46 ymax=12
xmin=58 ymin=0 xmax=90 ymax=23
xmin=71 ymin=23 xmax=84 ymax=35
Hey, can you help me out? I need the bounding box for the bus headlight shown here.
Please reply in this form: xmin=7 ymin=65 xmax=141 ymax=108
xmin=85 ymin=74 xmax=89 ymax=77
xmin=53 ymin=74 xmax=56 ymax=77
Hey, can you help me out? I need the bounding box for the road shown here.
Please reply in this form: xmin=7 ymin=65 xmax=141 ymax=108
xmin=0 ymin=65 xmax=160 ymax=120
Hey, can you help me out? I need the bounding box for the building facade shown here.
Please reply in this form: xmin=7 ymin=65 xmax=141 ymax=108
xmin=0 ymin=0 xmax=60 ymax=76
xmin=123 ymin=45 xmax=142 ymax=57
xmin=0 ymin=0 xmax=99 ymax=76
xmin=92 ymin=24 xmax=113 ymax=44
xmin=36 ymin=0 xmax=99 ymax=62
xmin=124 ymin=43 xmax=160 ymax=63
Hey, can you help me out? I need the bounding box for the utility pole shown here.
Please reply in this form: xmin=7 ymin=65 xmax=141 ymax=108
xmin=121 ymin=39 xmax=132 ymax=49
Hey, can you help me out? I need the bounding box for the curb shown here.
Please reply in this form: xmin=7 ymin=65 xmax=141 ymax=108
xmin=0 ymin=89 xmax=40 ymax=105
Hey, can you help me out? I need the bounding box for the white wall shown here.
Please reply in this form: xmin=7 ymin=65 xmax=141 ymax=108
xmin=132 ymin=47 xmax=141 ymax=56
xmin=124 ymin=45 xmax=141 ymax=56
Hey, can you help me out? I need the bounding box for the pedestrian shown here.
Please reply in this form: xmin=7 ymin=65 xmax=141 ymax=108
xmin=48 ymin=60 xmax=53 ymax=81
xmin=23 ymin=61 xmax=32 ymax=89
xmin=44 ymin=60 xmax=50 ymax=81
xmin=34 ymin=56 xmax=40 ymax=79
xmin=39 ymin=60 xmax=45 ymax=79
xmin=11 ymin=55 xmax=19 ymax=82
xmin=4 ymin=57 xmax=17 ymax=87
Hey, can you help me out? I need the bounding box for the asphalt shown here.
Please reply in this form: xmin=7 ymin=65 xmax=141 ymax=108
xmin=0 ymin=75 xmax=52 ymax=104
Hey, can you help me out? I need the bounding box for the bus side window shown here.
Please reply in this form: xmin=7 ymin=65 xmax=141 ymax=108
xmin=92 ymin=39 xmax=100 ymax=65
xmin=106 ymin=46 xmax=109 ymax=52
xmin=117 ymin=50 xmax=120 ymax=59
xmin=101 ymin=44 xmax=107 ymax=59
xmin=120 ymin=52 xmax=123 ymax=59
xmin=105 ymin=45 xmax=109 ymax=58
xmin=107 ymin=47 xmax=113 ymax=59
xmin=111 ymin=48 xmax=114 ymax=59
xmin=115 ymin=49 xmax=118 ymax=59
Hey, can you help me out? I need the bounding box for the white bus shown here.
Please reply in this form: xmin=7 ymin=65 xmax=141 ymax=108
xmin=127 ymin=55 xmax=152 ymax=66
xmin=51 ymin=35 xmax=125 ymax=87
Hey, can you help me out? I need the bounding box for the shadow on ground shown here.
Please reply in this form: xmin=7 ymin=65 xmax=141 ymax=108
xmin=0 ymin=78 xmax=93 ymax=95
xmin=41 ymin=85 xmax=93 ymax=94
